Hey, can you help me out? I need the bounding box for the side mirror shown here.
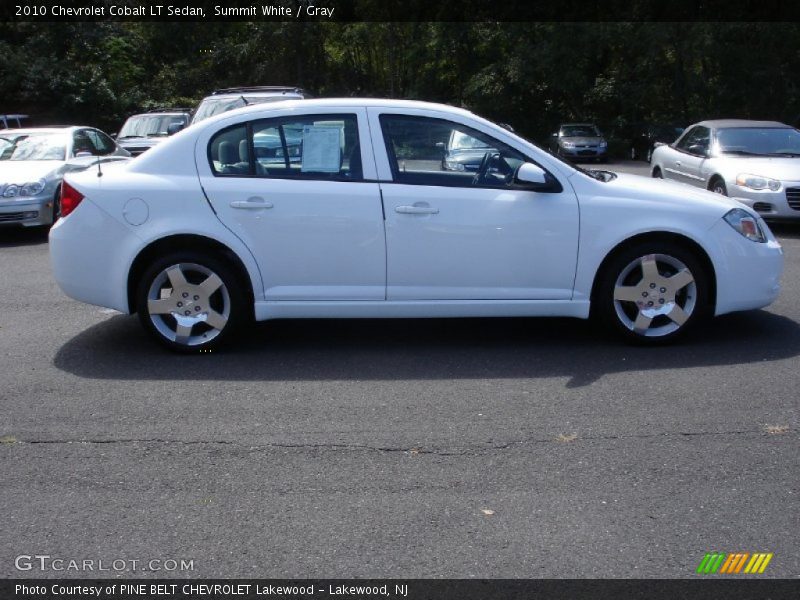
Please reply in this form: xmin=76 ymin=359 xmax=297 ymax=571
xmin=110 ymin=133 xmax=117 ymax=139
xmin=516 ymin=162 xmax=548 ymax=185
xmin=551 ymin=132 xmax=558 ymax=138
xmin=513 ymin=162 xmax=562 ymax=193
xmin=167 ymin=122 xmax=185 ymax=136
xmin=687 ymin=144 xmax=709 ymax=157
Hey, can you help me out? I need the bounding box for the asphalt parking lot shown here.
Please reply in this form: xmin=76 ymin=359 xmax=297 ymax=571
xmin=1 ymin=160 xmax=797 ymax=579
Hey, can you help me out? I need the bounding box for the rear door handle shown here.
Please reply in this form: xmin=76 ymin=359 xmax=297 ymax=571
xmin=395 ymin=205 xmax=439 ymax=215
xmin=230 ymin=197 xmax=273 ymax=209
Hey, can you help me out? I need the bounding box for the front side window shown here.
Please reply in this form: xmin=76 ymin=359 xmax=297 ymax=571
xmin=380 ymin=115 xmax=525 ymax=188
xmin=209 ymin=114 xmax=362 ymax=180
xmin=676 ymin=126 xmax=710 ymax=154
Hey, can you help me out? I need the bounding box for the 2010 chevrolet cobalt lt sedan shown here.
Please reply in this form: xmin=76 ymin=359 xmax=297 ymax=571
xmin=49 ymin=99 xmax=783 ymax=351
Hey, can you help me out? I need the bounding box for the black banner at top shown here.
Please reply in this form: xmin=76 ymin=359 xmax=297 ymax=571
xmin=2 ymin=0 xmax=800 ymax=22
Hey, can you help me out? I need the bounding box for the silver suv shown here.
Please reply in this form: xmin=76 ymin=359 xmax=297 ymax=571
xmin=190 ymin=86 xmax=310 ymax=125
xmin=115 ymin=108 xmax=191 ymax=156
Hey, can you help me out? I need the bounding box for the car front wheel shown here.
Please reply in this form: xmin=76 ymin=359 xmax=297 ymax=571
xmin=594 ymin=243 xmax=710 ymax=344
xmin=136 ymin=252 xmax=246 ymax=352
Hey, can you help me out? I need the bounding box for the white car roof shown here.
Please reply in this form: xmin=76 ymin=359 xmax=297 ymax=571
xmin=695 ymin=119 xmax=791 ymax=129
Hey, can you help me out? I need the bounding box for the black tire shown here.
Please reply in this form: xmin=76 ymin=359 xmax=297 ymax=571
xmin=593 ymin=241 xmax=711 ymax=345
xmin=709 ymin=177 xmax=727 ymax=196
xmin=136 ymin=251 xmax=247 ymax=353
xmin=51 ymin=186 xmax=61 ymax=225
xmin=652 ymin=167 xmax=663 ymax=178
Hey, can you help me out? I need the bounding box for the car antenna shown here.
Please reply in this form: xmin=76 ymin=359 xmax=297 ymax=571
xmin=96 ymin=152 xmax=103 ymax=178
xmin=240 ymin=95 xmax=250 ymax=106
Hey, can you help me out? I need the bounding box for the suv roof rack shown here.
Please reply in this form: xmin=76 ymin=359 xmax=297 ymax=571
xmin=211 ymin=86 xmax=306 ymax=95
xmin=144 ymin=107 xmax=192 ymax=113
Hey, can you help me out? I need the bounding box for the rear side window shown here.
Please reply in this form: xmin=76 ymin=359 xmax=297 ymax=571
xmin=208 ymin=114 xmax=362 ymax=181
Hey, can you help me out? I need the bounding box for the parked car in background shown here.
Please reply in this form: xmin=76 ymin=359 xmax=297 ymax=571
xmin=651 ymin=119 xmax=800 ymax=220
xmin=1 ymin=114 xmax=29 ymax=129
xmin=190 ymin=86 xmax=311 ymax=125
xmin=0 ymin=126 xmax=129 ymax=227
xmin=441 ymin=129 xmax=499 ymax=172
xmin=116 ymin=108 xmax=191 ymax=156
xmin=625 ymin=123 xmax=684 ymax=162
xmin=550 ymin=123 xmax=608 ymax=162
xmin=50 ymin=99 xmax=782 ymax=352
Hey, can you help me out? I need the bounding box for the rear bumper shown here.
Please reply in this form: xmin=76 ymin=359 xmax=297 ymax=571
xmin=49 ymin=199 xmax=139 ymax=313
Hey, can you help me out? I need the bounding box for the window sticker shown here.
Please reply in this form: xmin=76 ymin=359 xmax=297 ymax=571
xmin=301 ymin=126 xmax=341 ymax=173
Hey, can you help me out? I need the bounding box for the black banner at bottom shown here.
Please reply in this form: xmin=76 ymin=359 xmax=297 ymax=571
xmin=2 ymin=579 xmax=799 ymax=600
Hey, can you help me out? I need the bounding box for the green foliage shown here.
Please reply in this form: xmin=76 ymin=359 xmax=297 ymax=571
xmin=1 ymin=22 xmax=799 ymax=145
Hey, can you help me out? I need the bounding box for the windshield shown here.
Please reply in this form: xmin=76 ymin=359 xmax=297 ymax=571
xmin=118 ymin=114 xmax=187 ymax=138
xmin=0 ymin=133 xmax=67 ymax=161
xmin=716 ymin=127 xmax=800 ymax=156
xmin=192 ymin=95 xmax=301 ymax=124
xmin=561 ymin=125 xmax=600 ymax=137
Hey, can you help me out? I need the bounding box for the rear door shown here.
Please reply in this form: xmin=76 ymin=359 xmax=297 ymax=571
xmin=196 ymin=108 xmax=386 ymax=300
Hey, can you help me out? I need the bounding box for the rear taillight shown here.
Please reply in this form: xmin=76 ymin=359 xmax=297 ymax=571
xmin=60 ymin=181 xmax=84 ymax=218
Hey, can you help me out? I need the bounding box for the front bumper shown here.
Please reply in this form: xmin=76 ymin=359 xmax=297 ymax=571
xmin=708 ymin=218 xmax=783 ymax=316
xmin=0 ymin=194 xmax=54 ymax=227
xmin=730 ymin=180 xmax=800 ymax=220
xmin=560 ymin=146 xmax=608 ymax=159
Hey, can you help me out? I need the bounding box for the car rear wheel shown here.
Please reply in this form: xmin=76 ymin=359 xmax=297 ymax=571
xmin=594 ymin=242 xmax=710 ymax=344
xmin=652 ymin=167 xmax=662 ymax=178
xmin=136 ymin=252 xmax=246 ymax=352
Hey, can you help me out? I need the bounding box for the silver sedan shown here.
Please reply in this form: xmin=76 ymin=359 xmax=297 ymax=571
xmin=650 ymin=119 xmax=800 ymax=220
xmin=0 ymin=127 xmax=129 ymax=228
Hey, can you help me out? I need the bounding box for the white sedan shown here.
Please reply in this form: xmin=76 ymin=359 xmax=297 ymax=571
xmin=49 ymin=99 xmax=783 ymax=351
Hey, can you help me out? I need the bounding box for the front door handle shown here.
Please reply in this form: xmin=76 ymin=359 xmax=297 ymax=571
xmin=395 ymin=205 xmax=439 ymax=215
xmin=230 ymin=197 xmax=273 ymax=210
xmin=675 ymin=161 xmax=682 ymax=167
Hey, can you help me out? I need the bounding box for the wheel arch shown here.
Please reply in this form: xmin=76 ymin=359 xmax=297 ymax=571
xmin=127 ymin=234 xmax=255 ymax=316
xmin=707 ymin=174 xmax=725 ymax=190
xmin=589 ymin=231 xmax=717 ymax=313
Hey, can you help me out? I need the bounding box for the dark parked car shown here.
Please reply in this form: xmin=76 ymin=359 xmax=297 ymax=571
xmin=550 ymin=123 xmax=608 ymax=162
xmin=626 ymin=123 xmax=684 ymax=162
xmin=115 ymin=108 xmax=191 ymax=156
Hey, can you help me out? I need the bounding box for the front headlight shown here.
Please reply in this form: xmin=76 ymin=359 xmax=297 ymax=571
xmin=444 ymin=160 xmax=465 ymax=171
xmin=20 ymin=179 xmax=46 ymax=196
xmin=724 ymin=208 xmax=767 ymax=243
xmin=735 ymin=173 xmax=781 ymax=191
xmin=2 ymin=179 xmax=47 ymax=198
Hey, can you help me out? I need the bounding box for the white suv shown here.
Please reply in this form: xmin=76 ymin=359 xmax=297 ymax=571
xmin=190 ymin=86 xmax=310 ymax=125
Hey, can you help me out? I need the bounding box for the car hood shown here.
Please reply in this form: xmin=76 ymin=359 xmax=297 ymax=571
xmin=712 ymin=156 xmax=800 ymax=181
xmin=604 ymin=171 xmax=750 ymax=216
xmin=563 ymin=136 xmax=602 ymax=145
xmin=0 ymin=160 xmax=61 ymax=183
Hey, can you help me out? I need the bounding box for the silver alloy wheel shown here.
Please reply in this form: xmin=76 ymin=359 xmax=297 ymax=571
xmin=612 ymin=253 xmax=697 ymax=337
xmin=146 ymin=262 xmax=231 ymax=346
